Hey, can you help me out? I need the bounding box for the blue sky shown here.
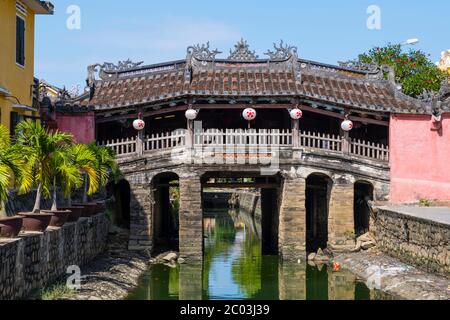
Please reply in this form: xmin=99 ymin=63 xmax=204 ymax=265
xmin=35 ymin=0 xmax=450 ymax=89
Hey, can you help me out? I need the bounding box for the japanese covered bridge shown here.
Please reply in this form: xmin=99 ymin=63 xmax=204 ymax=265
xmin=46 ymin=39 xmax=449 ymax=261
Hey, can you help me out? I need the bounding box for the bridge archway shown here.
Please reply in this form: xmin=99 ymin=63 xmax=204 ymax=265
xmin=152 ymin=172 xmax=180 ymax=253
xmin=354 ymin=181 xmax=374 ymax=237
xmin=306 ymin=173 xmax=332 ymax=253
xmin=201 ymin=172 xmax=281 ymax=256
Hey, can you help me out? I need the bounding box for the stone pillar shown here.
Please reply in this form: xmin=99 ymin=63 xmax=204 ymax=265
xmin=328 ymin=174 xmax=355 ymax=251
xmin=179 ymin=263 xmax=203 ymax=300
xmin=179 ymin=174 xmax=203 ymax=261
xmin=279 ymin=171 xmax=306 ymax=261
xmin=128 ymin=182 xmax=153 ymax=251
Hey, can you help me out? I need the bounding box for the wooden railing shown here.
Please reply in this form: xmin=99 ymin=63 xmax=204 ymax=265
xmin=100 ymin=128 xmax=389 ymax=163
xmin=144 ymin=129 xmax=186 ymax=151
xmin=194 ymin=129 xmax=292 ymax=147
xmin=350 ymin=139 xmax=389 ymax=161
xmin=300 ymin=131 xmax=342 ymax=152
xmin=99 ymin=137 xmax=136 ymax=155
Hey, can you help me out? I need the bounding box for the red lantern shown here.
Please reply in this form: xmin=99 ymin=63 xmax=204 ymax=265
xmin=133 ymin=119 xmax=145 ymax=131
xmin=290 ymin=108 xmax=303 ymax=120
xmin=242 ymin=108 xmax=257 ymax=121
xmin=341 ymin=119 xmax=353 ymax=132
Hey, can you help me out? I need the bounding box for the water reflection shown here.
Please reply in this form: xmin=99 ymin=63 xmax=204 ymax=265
xmin=127 ymin=209 xmax=384 ymax=300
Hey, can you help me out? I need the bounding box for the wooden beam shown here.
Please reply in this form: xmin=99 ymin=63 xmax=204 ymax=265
xmin=195 ymin=104 xmax=294 ymax=110
xmin=301 ymin=104 xmax=389 ymax=127
xmin=96 ymin=105 xmax=189 ymax=123
xmin=96 ymin=103 xmax=389 ymax=127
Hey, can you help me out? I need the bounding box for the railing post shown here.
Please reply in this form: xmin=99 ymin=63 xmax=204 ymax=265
xmin=186 ymin=119 xmax=194 ymax=149
xmin=291 ymin=119 xmax=302 ymax=160
xmin=136 ymin=131 xmax=144 ymax=156
xmin=291 ymin=119 xmax=300 ymax=148
xmin=342 ymin=131 xmax=350 ymax=156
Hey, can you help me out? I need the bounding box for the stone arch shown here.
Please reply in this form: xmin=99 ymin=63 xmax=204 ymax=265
xmin=305 ymin=172 xmax=333 ymax=252
xmin=354 ymin=180 xmax=374 ymax=237
xmin=151 ymin=172 xmax=180 ymax=252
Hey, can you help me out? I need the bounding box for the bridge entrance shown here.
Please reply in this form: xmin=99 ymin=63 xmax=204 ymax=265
xmin=152 ymin=172 xmax=180 ymax=253
xmin=306 ymin=174 xmax=332 ymax=253
xmin=354 ymin=181 xmax=374 ymax=237
xmin=201 ymin=172 xmax=281 ymax=256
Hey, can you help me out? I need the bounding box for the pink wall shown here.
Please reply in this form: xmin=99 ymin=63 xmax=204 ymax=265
xmin=390 ymin=113 xmax=450 ymax=203
xmin=55 ymin=112 xmax=96 ymax=144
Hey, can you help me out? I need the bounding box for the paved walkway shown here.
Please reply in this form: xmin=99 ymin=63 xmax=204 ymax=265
xmin=379 ymin=206 xmax=450 ymax=226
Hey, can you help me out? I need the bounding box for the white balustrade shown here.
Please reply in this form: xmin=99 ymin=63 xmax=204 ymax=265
xmin=100 ymin=128 xmax=389 ymax=162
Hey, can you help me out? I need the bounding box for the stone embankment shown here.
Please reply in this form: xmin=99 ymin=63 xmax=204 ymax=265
xmin=0 ymin=213 xmax=109 ymax=300
xmin=374 ymin=206 xmax=450 ymax=275
xmin=335 ymin=250 xmax=450 ymax=300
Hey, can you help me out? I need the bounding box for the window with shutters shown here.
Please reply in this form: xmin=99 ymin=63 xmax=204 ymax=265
xmin=16 ymin=15 xmax=25 ymax=67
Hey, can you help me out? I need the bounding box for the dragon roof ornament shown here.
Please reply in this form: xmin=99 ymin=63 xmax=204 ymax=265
xmin=338 ymin=60 xmax=381 ymax=73
xmin=187 ymin=42 xmax=222 ymax=61
xmin=102 ymin=59 xmax=144 ymax=72
xmin=416 ymin=78 xmax=450 ymax=115
xmin=228 ymin=38 xmax=258 ymax=61
xmin=265 ymin=40 xmax=298 ymax=61
xmin=87 ymin=59 xmax=144 ymax=85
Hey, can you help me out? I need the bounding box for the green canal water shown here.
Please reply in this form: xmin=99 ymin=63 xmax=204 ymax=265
xmin=127 ymin=210 xmax=387 ymax=300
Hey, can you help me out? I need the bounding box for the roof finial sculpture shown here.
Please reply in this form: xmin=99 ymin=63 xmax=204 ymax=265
xmin=228 ymin=38 xmax=258 ymax=61
xmin=102 ymin=59 xmax=144 ymax=72
xmin=338 ymin=60 xmax=380 ymax=73
xmin=264 ymin=40 xmax=301 ymax=82
xmin=265 ymin=40 xmax=298 ymax=61
xmin=87 ymin=59 xmax=144 ymax=85
xmin=187 ymin=42 xmax=222 ymax=61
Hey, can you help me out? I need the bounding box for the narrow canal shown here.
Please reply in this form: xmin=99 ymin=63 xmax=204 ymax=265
xmin=127 ymin=206 xmax=388 ymax=300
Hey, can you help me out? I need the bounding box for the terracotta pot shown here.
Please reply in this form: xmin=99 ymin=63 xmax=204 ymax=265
xmin=0 ymin=216 xmax=23 ymax=238
xmin=41 ymin=210 xmax=71 ymax=227
xmin=58 ymin=207 xmax=83 ymax=222
xmin=18 ymin=212 xmax=53 ymax=232
xmin=72 ymin=203 xmax=97 ymax=217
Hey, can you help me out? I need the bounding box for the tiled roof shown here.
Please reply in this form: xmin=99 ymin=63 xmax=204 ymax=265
xmin=82 ymin=63 xmax=425 ymax=114
xmin=74 ymin=41 xmax=431 ymax=114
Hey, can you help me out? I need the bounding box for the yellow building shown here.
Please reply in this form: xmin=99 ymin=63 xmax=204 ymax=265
xmin=439 ymin=50 xmax=450 ymax=74
xmin=0 ymin=0 xmax=53 ymax=132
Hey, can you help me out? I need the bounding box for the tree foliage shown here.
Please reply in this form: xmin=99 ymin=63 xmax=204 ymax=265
xmin=358 ymin=44 xmax=447 ymax=97
xmin=15 ymin=120 xmax=74 ymax=212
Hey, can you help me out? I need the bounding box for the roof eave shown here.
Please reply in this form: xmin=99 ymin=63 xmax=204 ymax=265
xmin=23 ymin=0 xmax=54 ymax=15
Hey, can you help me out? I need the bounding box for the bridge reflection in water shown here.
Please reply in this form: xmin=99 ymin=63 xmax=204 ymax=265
xmin=127 ymin=209 xmax=388 ymax=300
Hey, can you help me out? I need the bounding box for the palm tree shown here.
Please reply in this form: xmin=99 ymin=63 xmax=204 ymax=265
xmin=0 ymin=125 xmax=31 ymax=217
xmin=62 ymin=143 xmax=99 ymax=207
xmin=15 ymin=120 xmax=73 ymax=213
xmin=82 ymin=142 xmax=119 ymax=203
xmin=49 ymin=146 xmax=82 ymax=211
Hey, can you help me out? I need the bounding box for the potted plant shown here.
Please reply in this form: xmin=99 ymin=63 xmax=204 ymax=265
xmin=58 ymin=143 xmax=99 ymax=219
xmin=0 ymin=125 xmax=28 ymax=238
xmin=14 ymin=120 xmax=73 ymax=232
xmin=75 ymin=143 xmax=118 ymax=216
